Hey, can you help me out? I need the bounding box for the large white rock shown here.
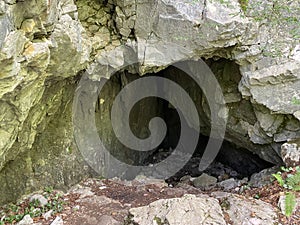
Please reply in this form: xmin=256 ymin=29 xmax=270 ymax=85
xmin=128 ymin=194 xmax=226 ymax=225
xmin=212 ymin=192 xmax=278 ymax=225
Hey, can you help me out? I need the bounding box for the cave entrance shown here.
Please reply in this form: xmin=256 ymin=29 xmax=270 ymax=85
xmin=141 ymin=97 xmax=274 ymax=184
xmin=95 ymin=58 xmax=274 ymax=183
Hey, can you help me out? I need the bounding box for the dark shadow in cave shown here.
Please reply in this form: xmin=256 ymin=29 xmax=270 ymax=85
xmin=95 ymin=59 xmax=274 ymax=182
xmin=143 ymin=105 xmax=274 ymax=184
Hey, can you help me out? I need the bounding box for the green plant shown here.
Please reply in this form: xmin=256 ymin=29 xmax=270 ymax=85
xmin=286 ymin=171 xmax=300 ymax=191
xmin=285 ymin=192 xmax=296 ymax=217
xmin=254 ymin=194 xmax=260 ymax=199
xmin=44 ymin=186 xmax=54 ymax=193
xmin=0 ymin=190 xmax=66 ymax=224
xmin=238 ymin=0 xmax=249 ymax=12
xmin=272 ymin=172 xmax=285 ymax=186
xmin=291 ymin=97 xmax=300 ymax=105
xmin=272 ymin=166 xmax=300 ymax=217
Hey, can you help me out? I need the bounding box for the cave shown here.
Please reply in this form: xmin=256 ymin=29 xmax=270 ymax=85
xmin=0 ymin=0 xmax=299 ymax=213
xmin=94 ymin=58 xmax=274 ymax=184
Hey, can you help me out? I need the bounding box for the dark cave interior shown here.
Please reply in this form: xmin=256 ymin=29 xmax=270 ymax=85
xmin=95 ymin=59 xmax=275 ymax=183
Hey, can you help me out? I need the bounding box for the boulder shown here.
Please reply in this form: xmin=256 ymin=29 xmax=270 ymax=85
xmin=212 ymin=192 xmax=278 ymax=225
xmin=127 ymin=194 xmax=226 ymax=225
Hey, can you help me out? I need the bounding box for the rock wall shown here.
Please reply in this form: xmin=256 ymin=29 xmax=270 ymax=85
xmin=0 ymin=0 xmax=92 ymax=203
xmin=0 ymin=0 xmax=299 ymax=203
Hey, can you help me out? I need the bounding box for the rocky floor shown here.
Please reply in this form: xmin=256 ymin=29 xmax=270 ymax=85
xmin=1 ymin=166 xmax=300 ymax=225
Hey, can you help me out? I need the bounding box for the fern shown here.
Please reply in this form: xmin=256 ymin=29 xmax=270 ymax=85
xmin=272 ymin=172 xmax=285 ymax=186
xmin=286 ymin=172 xmax=300 ymax=191
xmin=285 ymin=192 xmax=296 ymax=217
xmin=272 ymin=168 xmax=300 ymax=217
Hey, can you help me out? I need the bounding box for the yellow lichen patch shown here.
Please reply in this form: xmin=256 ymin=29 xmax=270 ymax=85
xmin=23 ymin=43 xmax=35 ymax=58
xmin=21 ymin=19 xmax=35 ymax=33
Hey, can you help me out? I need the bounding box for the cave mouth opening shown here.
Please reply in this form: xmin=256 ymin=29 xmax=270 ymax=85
xmin=95 ymin=58 xmax=275 ymax=184
xmin=139 ymin=96 xmax=274 ymax=185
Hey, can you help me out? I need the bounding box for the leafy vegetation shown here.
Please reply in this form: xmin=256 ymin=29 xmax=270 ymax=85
xmin=272 ymin=166 xmax=300 ymax=217
xmin=291 ymin=97 xmax=300 ymax=105
xmin=284 ymin=192 xmax=296 ymax=217
xmin=0 ymin=187 xmax=65 ymax=224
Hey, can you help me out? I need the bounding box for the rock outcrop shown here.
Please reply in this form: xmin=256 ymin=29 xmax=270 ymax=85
xmin=0 ymin=0 xmax=299 ymax=203
xmin=127 ymin=192 xmax=278 ymax=225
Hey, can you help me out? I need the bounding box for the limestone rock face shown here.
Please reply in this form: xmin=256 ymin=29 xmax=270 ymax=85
xmin=0 ymin=0 xmax=92 ymax=204
xmin=0 ymin=0 xmax=299 ymax=203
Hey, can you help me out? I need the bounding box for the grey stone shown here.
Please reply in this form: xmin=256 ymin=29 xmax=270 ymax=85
xmin=0 ymin=15 xmax=10 ymax=49
xmin=249 ymin=167 xmax=279 ymax=188
xmin=128 ymin=194 xmax=226 ymax=225
xmin=192 ymin=173 xmax=217 ymax=189
xmin=43 ymin=210 xmax=53 ymax=220
xmin=237 ymin=177 xmax=249 ymax=186
xmin=281 ymin=141 xmax=300 ymax=167
xmin=50 ymin=216 xmax=63 ymax=225
xmin=17 ymin=215 xmax=34 ymax=225
xmin=0 ymin=1 xmax=6 ymax=15
xmin=218 ymin=178 xmax=238 ymax=191
xmin=72 ymin=186 xmax=95 ymax=198
xmin=29 ymin=194 xmax=48 ymax=206
xmin=98 ymin=215 xmax=121 ymax=225
xmin=212 ymin=192 xmax=278 ymax=225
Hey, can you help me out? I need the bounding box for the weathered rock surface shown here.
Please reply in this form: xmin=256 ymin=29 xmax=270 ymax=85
xmin=29 ymin=194 xmax=48 ymax=207
xmin=281 ymin=140 xmax=300 ymax=167
xmin=212 ymin=192 xmax=278 ymax=225
xmin=0 ymin=0 xmax=299 ymax=204
xmin=0 ymin=0 xmax=93 ymax=204
xmin=192 ymin=173 xmax=218 ymax=189
xmin=249 ymin=166 xmax=279 ymax=188
xmin=17 ymin=215 xmax=34 ymax=225
xmin=127 ymin=191 xmax=279 ymax=225
xmin=218 ymin=178 xmax=238 ymax=191
xmin=51 ymin=216 xmax=64 ymax=225
xmin=128 ymin=194 xmax=226 ymax=225
xmin=0 ymin=177 xmax=286 ymax=224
